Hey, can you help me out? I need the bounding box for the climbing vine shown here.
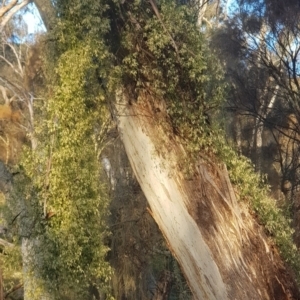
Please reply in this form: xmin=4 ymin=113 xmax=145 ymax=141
xmin=112 ymin=0 xmax=300 ymax=284
xmin=18 ymin=0 xmax=114 ymax=298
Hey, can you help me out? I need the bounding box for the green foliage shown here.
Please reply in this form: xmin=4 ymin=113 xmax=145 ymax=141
xmin=0 ymin=242 xmax=23 ymax=295
xmin=206 ymin=129 xmax=300 ymax=282
xmin=118 ymin=0 xmax=225 ymax=153
xmin=15 ymin=0 xmax=114 ymax=298
xmin=0 ymin=190 xmax=23 ymax=297
xmin=112 ymin=0 xmax=300 ymax=285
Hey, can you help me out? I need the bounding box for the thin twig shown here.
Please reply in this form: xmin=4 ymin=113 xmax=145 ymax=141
xmin=4 ymin=283 xmax=23 ymax=299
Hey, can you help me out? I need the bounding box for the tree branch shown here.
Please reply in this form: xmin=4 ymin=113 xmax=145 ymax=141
xmin=4 ymin=283 xmax=23 ymax=299
xmin=0 ymin=0 xmax=31 ymax=31
xmin=0 ymin=237 xmax=13 ymax=248
xmin=148 ymin=0 xmax=179 ymax=55
xmin=0 ymin=0 xmax=18 ymax=18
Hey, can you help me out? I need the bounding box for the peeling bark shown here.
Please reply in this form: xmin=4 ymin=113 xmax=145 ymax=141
xmin=116 ymin=92 xmax=299 ymax=299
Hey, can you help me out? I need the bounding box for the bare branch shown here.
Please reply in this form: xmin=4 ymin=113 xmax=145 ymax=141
xmin=6 ymin=41 xmax=25 ymax=78
xmin=4 ymin=283 xmax=23 ymax=299
xmin=0 ymin=237 xmax=13 ymax=248
xmin=0 ymin=53 xmax=21 ymax=77
xmin=0 ymin=0 xmax=18 ymax=18
xmin=0 ymin=0 xmax=31 ymax=32
xmin=0 ymin=85 xmax=9 ymax=104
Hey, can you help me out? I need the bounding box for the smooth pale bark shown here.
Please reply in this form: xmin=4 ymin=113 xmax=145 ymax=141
xmin=116 ymin=91 xmax=298 ymax=299
xmin=196 ymin=0 xmax=208 ymax=27
xmin=118 ymin=109 xmax=226 ymax=299
xmin=2 ymin=1 xmax=297 ymax=297
xmin=251 ymin=85 xmax=279 ymax=173
xmin=252 ymin=119 xmax=264 ymax=172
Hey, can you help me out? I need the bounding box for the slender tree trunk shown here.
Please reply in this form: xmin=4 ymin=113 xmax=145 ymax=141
xmin=252 ymin=119 xmax=264 ymax=173
xmin=152 ymin=271 xmax=172 ymax=300
xmin=196 ymin=0 xmax=208 ymax=27
xmin=251 ymin=85 xmax=279 ymax=173
xmin=233 ymin=114 xmax=243 ymax=154
xmin=22 ymin=238 xmax=52 ymax=300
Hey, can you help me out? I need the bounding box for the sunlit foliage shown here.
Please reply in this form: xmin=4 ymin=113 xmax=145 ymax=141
xmin=17 ymin=0 xmax=114 ymax=298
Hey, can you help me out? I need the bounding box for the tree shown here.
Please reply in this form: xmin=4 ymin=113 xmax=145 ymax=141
xmin=1 ymin=0 xmax=300 ymax=299
xmin=212 ymin=0 xmax=300 ymax=246
xmin=0 ymin=2 xmax=111 ymax=299
xmin=104 ymin=138 xmax=192 ymax=299
xmin=44 ymin=0 xmax=299 ymax=298
xmin=0 ymin=17 xmax=43 ymax=299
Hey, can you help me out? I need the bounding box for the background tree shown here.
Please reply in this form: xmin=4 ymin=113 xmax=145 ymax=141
xmin=211 ymin=0 xmax=300 ymax=246
xmin=0 ymin=0 xmax=31 ymax=31
xmin=103 ymin=138 xmax=192 ymax=299
xmin=0 ymin=14 xmax=42 ymax=299
xmin=15 ymin=1 xmax=114 ymax=297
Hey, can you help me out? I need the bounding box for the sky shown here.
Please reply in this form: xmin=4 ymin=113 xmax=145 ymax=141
xmin=22 ymin=3 xmax=46 ymax=34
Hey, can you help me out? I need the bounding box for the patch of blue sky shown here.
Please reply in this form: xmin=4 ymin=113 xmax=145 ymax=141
xmin=226 ymin=0 xmax=239 ymax=16
xmin=9 ymin=2 xmax=46 ymax=43
xmin=227 ymin=0 xmax=300 ymax=76
xmin=226 ymin=0 xmax=266 ymax=18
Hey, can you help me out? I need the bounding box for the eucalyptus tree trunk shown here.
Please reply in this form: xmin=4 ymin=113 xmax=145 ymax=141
xmin=116 ymin=91 xmax=299 ymax=299
xmin=196 ymin=0 xmax=208 ymax=26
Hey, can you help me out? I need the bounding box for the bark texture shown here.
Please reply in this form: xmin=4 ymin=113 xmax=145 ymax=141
xmin=116 ymin=92 xmax=299 ymax=299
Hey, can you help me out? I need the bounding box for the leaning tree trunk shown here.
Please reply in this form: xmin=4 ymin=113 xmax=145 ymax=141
xmin=116 ymin=91 xmax=299 ymax=299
